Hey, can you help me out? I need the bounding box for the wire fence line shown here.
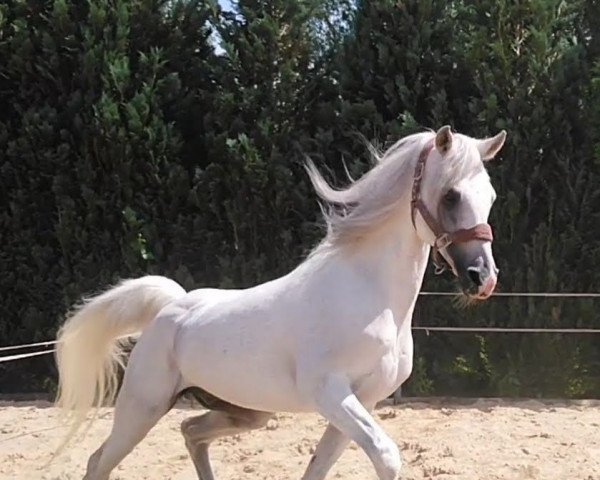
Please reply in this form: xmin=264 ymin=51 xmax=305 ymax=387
xmin=0 ymin=349 xmax=57 ymax=363
xmin=0 ymin=340 xmax=58 ymax=353
xmin=1 ymin=291 xmax=599 ymax=363
xmin=412 ymin=326 xmax=600 ymax=334
xmin=419 ymin=291 xmax=600 ymax=298
xmin=4 ymin=325 xmax=600 ymax=363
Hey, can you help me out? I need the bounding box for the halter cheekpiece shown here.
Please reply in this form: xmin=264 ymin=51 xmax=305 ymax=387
xmin=411 ymin=139 xmax=494 ymax=274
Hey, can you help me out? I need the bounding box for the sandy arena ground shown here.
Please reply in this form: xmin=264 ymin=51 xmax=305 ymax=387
xmin=0 ymin=398 xmax=598 ymax=480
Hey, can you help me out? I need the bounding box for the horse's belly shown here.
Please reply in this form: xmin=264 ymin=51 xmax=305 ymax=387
xmin=180 ymin=368 xmax=307 ymax=412
xmin=174 ymin=325 xmax=309 ymax=413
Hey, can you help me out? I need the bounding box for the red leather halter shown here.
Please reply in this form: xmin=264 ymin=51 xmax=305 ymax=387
xmin=411 ymin=139 xmax=493 ymax=274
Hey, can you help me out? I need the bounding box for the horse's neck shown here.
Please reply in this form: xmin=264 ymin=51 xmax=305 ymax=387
xmin=323 ymin=211 xmax=431 ymax=323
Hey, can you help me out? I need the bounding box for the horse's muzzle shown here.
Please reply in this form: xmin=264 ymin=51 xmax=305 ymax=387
xmin=464 ymin=264 xmax=497 ymax=299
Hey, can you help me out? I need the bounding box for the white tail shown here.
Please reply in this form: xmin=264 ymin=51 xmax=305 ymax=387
xmin=54 ymin=275 xmax=186 ymax=454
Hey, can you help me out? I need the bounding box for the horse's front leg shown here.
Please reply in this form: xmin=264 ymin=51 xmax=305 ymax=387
xmin=300 ymin=423 xmax=349 ymax=480
xmin=304 ymin=374 xmax=400 ymax=480
xmin=302 ymin=398 xmax=378 ymax=480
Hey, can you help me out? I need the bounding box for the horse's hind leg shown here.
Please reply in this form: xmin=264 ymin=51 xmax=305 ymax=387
xmin=84 ymin=396 xmax=169 ymax=480
xmin=83 ymin=323 xmax=180 ymax=480
xmin=181 ymin=407 xmax=272 ymax=480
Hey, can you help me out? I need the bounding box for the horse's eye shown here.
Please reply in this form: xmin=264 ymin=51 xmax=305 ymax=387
xmin=442 ymin=189 xmax=461 ymax=207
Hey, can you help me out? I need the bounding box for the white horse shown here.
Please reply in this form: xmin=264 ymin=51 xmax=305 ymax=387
xmin=55 ymin=126 xmax=506 ymax=480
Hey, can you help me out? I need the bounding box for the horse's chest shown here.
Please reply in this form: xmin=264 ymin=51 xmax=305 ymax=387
xmin=354 ymin=338 xmax=413 ymax=401
xmin=344 ymin=310 xmax=414 ymax=399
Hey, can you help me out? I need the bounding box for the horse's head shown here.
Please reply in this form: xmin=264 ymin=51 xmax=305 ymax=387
xmin=412 ymin=126 xmax=506 ymax=300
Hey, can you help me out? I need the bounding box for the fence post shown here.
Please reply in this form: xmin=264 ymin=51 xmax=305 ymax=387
xmin=392 ymin=385 xmax=402 ymax=404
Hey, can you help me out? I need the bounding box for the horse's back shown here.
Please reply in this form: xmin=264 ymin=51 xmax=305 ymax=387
xmin=167 ymin=287 xmax=237 ymax=313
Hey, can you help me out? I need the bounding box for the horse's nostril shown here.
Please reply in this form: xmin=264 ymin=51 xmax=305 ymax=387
xmin=467 ymin=267 xmax=482 ymax=287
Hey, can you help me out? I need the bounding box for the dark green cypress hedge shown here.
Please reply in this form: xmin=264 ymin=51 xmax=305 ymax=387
xmin=0 ymin=0 xmax=598 ymax=397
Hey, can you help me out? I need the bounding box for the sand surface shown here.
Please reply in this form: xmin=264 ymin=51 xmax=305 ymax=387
xmin=0 ymin=398 xmax=598 ymax=479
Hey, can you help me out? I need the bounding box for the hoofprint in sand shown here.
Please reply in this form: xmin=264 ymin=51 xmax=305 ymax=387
xmin=0 ymin=398 xmax=598 ymax=480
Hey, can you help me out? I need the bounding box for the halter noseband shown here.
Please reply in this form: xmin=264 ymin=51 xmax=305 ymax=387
xmin=411 ymin=139 xmax=494 ymax=274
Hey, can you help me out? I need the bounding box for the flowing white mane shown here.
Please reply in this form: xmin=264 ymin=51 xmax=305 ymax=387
xmin=306 ymin=131 xmax=484 ymax=245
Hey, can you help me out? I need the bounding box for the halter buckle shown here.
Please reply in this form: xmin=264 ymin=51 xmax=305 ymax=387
xmin=434 ymin=233 xmax=452 ymax=250
xmin=432 ymin=248 xmax=449 ymax=275
xmin=434 ymin=262 xmax=447 ymax=275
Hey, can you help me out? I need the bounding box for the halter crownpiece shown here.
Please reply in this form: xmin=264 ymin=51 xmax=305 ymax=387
xmin=411 ymin=138 xmax=494 ymax=274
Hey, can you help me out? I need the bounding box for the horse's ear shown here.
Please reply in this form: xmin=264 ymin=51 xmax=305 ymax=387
xmin=435 ymin=125 xmax=453 ymax=154
xmin=477 ymin=130 xmax=507 ymax=161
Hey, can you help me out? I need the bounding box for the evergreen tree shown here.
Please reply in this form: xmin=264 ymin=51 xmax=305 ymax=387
xmin=0 ymin=0 xmax=216 ymax=391
xmin=0 ymin=0 xmax=598 ymax=397
xmin=185 ymin=0 xmax=343 ymax=287
xmin=308 ymin=0 xmax=600 ymax=397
